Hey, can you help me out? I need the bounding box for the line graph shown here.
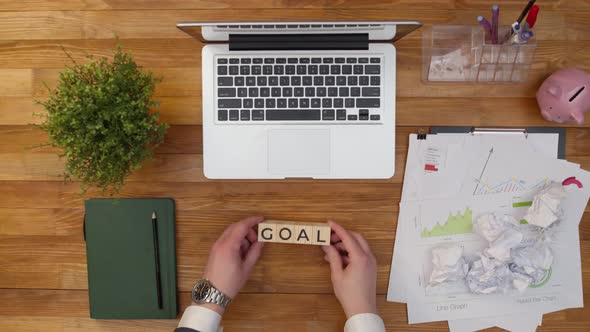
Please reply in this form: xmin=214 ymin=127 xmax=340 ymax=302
xmin=474 ymin=177 xmax=550 ymax=195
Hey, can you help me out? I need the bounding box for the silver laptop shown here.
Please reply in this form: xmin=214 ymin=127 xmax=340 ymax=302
xmin=177 ymin=21 xmax=422 ymax=179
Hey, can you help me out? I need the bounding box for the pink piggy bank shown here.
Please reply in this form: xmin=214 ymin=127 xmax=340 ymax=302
xmin=537 ymin=68 xmax=590 ymax=124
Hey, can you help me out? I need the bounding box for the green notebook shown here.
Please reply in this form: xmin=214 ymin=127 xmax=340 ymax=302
xmin=84 ymin=198 xmax=177 ymax=319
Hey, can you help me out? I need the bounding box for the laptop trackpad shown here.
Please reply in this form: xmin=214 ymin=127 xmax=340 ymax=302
xmin=268 ymin=129 xmax=330 ymax=176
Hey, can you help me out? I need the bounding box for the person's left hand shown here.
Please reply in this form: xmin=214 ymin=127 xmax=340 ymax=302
xmin=200 ymin=216 xmax=265 ymax=314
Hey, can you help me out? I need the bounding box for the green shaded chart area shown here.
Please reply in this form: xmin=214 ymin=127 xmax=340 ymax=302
xmin=421 ymin=208 xmax=473 ymax=237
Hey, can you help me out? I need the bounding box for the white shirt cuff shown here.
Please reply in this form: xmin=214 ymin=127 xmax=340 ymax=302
xmin=344 ymin=313 xmax=386 ymax=332
xmin=177 ymin=305 xmax=222 ymax=332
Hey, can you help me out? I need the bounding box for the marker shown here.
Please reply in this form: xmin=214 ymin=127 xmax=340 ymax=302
xmin=526 ymin=5 xmax=539 ymax=29
xmin=477 ymin=16 xmax=493 ymax=39
xmin=492 ymin=4 xmax=499 ymax=44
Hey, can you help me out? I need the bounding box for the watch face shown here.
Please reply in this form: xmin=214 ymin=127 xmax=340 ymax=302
xmin=194 ymin=281 xmax=211 ymax=300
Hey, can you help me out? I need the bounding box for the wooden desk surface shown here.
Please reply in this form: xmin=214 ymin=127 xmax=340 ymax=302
xmin=1 ymin=1 xmax=589 ymax=331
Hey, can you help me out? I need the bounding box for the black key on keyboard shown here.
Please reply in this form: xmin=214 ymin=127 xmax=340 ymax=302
xmin=323 ymin=58 xmax=333 ymax=63
xmin=294 ymin=87 xmax=304 ymax=97
xmin=312 ymin=58 xmax=322 ymax=63
xmin=243 ymin=99 xmax=253 ymax=108
xmin=337 ymin=109 xmax=346 ymax=120
xmin=371 ymin=76 xmax=380 ymax=85
xmin=276 ymin=58 xmax=286 ymax=63
xmin=283 ymin=87 xmax=292 ymax=97
xmin=370 ymin=58 xmax=380 ymax=63
xmin=260 ymin=87 xmax=270 ymax=97
xmin=311 ymin=98 xmax=321 ymax=108
xmin=253 ymin=58 xmax=263 ymax=64
xmin=267 ymin=109 xmax=321 ymax=121
xmin=246 ymin=76 xmax=256 ymax=86
xmin=335 ymin=57 xmax=345 ymax=63
xmin=235 ymin=77 xmax=245 ymax=86
xmin=305 ymin=87 xmax=315 ymax=97
xmin=359 ymin=58 xmax=369 ymax=63
xmin=229 ymin=58 xmax=239 ymax=64
xmin=319 ymin=65 xmax=329 ymax=75
xmin=325 ymin=76 xmax=335 ymax=86
xmin=263 ymin=65 xmax=273 ymax=75
xmin=264 ymin=58 xmax=274 ymax=64
xmin=331 ymin=65 xmax=340 ymax=74
xmin=345 ymin=98 xmax=354 ymax=108
xmin=271 ymin=87 xmax=281 ymax=97
xmin=346 ymin=58 xmax=357 ymax=63
xmin=218 ymin=109 xmax=228 ymax=121
xmin=339 ymin=87 xmax=349 ymax=97
xmin=297 ymin=65 xmax=306 ymax=75
xmin=229 ymin=110 xmax=239 ymax=121
xmin=218 ymin=88 xmax=236 ymax=97
xmin=238 ymin=88 xmax=247 ymax=97
xmin=288 ymin=98 xmax=298 ymax=108
xmin=240 ymin=66 xmax=250 ymax=75
xmin=314 ymin=76 xmax=324 ymax=86
xmin=348 ymin=114 xmax=358 ymax=120
xmin=359 ymin=76 xmax=369 ymax=85
xmin=309 ymin=65 xmax=318 ymax=75
xmin=218 ymin=66 xmax=227 ymax=75
xmin=291 ymin=76 xmax=301 ymax=86
xmin=300 ymin=98 xmax=310 ymax=108
xmin=257 ymin=76 xmax=267 ymax=86
xmin=342 ymin=65 xmax=352 ymax=75
xmin=300 ymin=58 xmax=310 ymax=64
xmin=351 ymin=87 xmax=361 ymax=96
xmin=229 ymin=65 xmax=239 ymax=75
xmin=317 ymin=87 xmax=327 ymax=97
xmin=286 ymin=65 xmax=295 ymax=75
xmin=241 ymin=58 xmax=251 ymax=64
xmin=241 ymin=110 xmax=250 ymax=121
xmin=322 ymin=98 xmax=332 ymax=108
xmin=365 ymin=65 xmax=380 ymax=74
xmin=348 ymin=76 xmax=358 ymax=85
xmin=277 ymin=98 xmax=287 ymax=108
xmin=328 ymin=87 xmax=338 ymax=97
xmin=334 ymin=98 xmax=343 ymax=108
xmin=353 ymin=65 xmax=363 ymax=74
xmin=280 ymin=77 xmax=290 ymax=86
xmin=370 ymin=114 xmax=380 ymax=120
xmin=288 ymin=58 xmax=298 ymax=64
xmin=269 ymin=76 xmax=278 ymax=86
xmin=362 ymin=87 xmax=380 ymax=97
xmin=357 ymin=99 xmax=380 ymax=108
xmin=266 ymin=99 xmax=276 ymax=108
xmin=302 ymin=76 xmax=313 ymax=86
xmin=252 ymin=65 xmax=261 ymax=75
xmin=218 ymin=77 xmax=233 ymax=86
xmin=255 ymin=98 xmax=264 ymax=108
xmin=252 ymin=109 xmax=264 ymax=121
xmin=274 ymin=65 xmax=284 ymax=75
xmin=249 ymin=87 xmax=259 ymax=97
xmin=337 ymin=76 xmax=346 ymax=86
xmin=322 ymin=109 xmax=335 ymax=120
xmin=218 ymin=58 xmax=228 ymax=64
xmin=359 ymin=109 xmax=369 ymax=121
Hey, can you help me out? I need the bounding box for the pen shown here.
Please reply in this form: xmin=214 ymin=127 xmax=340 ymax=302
xmin=491 ymin=4 xmax=499 ymax=44
xmin=477 ymin=16 xmax=493 ymax=40
xmin=517 ymin=0 xmax=537 ymax=24
xmin=152 ymin=211 xmax=163 ymax=309
xmin=526 ymin=5 xmax=539 ymax=29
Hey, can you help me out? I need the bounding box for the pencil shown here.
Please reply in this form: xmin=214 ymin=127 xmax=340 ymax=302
xmin=152 ymin=211 xmax=163 ymax=309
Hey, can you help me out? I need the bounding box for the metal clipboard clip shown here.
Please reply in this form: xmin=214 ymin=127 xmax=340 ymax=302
xmin=470 ymin=127 xmax=528 ymax=138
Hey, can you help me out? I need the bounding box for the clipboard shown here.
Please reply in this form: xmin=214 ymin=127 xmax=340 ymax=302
xmin=424 ymin=127 xmax=566 ymax=160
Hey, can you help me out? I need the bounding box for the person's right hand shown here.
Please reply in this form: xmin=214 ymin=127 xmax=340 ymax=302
xmin=322 ymin=220 xmax=378 ymax=318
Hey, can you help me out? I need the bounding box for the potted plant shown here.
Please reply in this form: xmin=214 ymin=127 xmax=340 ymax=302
xmin=37 ymin=45 xmax=168 ymax=194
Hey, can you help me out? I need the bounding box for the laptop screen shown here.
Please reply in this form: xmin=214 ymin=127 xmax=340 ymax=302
xmin=177 ymin=21 xmax=422 ymax=43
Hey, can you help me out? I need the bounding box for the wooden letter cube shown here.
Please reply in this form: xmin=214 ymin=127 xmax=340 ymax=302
xmin=294 ymin=224 xmax=313 ymax=245
xmin=258 ymin=223 xmax=276 ymax=243
xmin=312 ymin=225 xmax=331 ymax=245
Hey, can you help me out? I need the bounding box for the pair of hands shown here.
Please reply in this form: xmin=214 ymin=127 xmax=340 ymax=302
xmin=201 ymin=216 xmax=377 ymax=318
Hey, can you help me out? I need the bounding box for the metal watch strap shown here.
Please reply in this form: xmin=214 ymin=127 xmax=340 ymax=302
xmin=207 ymin=287 xmax=232 ymax=307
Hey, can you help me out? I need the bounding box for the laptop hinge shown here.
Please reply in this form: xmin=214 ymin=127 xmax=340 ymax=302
xmin=229 ymin=33 xmax=369 ymax=51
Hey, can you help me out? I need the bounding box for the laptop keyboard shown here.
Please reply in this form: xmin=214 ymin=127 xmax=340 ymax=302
xmin=215 ymin=56 xmax=383 ymax=123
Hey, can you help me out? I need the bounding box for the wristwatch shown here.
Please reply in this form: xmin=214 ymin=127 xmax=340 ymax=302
xmin=191 ymin=279 xmax=232 ymax=308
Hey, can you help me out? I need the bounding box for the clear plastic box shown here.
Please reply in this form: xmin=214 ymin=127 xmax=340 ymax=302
xmin=422 ymin=25 xmax=537 ymax=83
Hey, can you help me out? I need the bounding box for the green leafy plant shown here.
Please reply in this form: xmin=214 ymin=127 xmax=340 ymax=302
xmin=37 ymin=45 xmax=168 ymax=194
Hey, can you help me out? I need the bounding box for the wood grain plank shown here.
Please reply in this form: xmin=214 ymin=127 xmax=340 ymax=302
xmin=0 ymin=10 xmax=586 ymax=41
